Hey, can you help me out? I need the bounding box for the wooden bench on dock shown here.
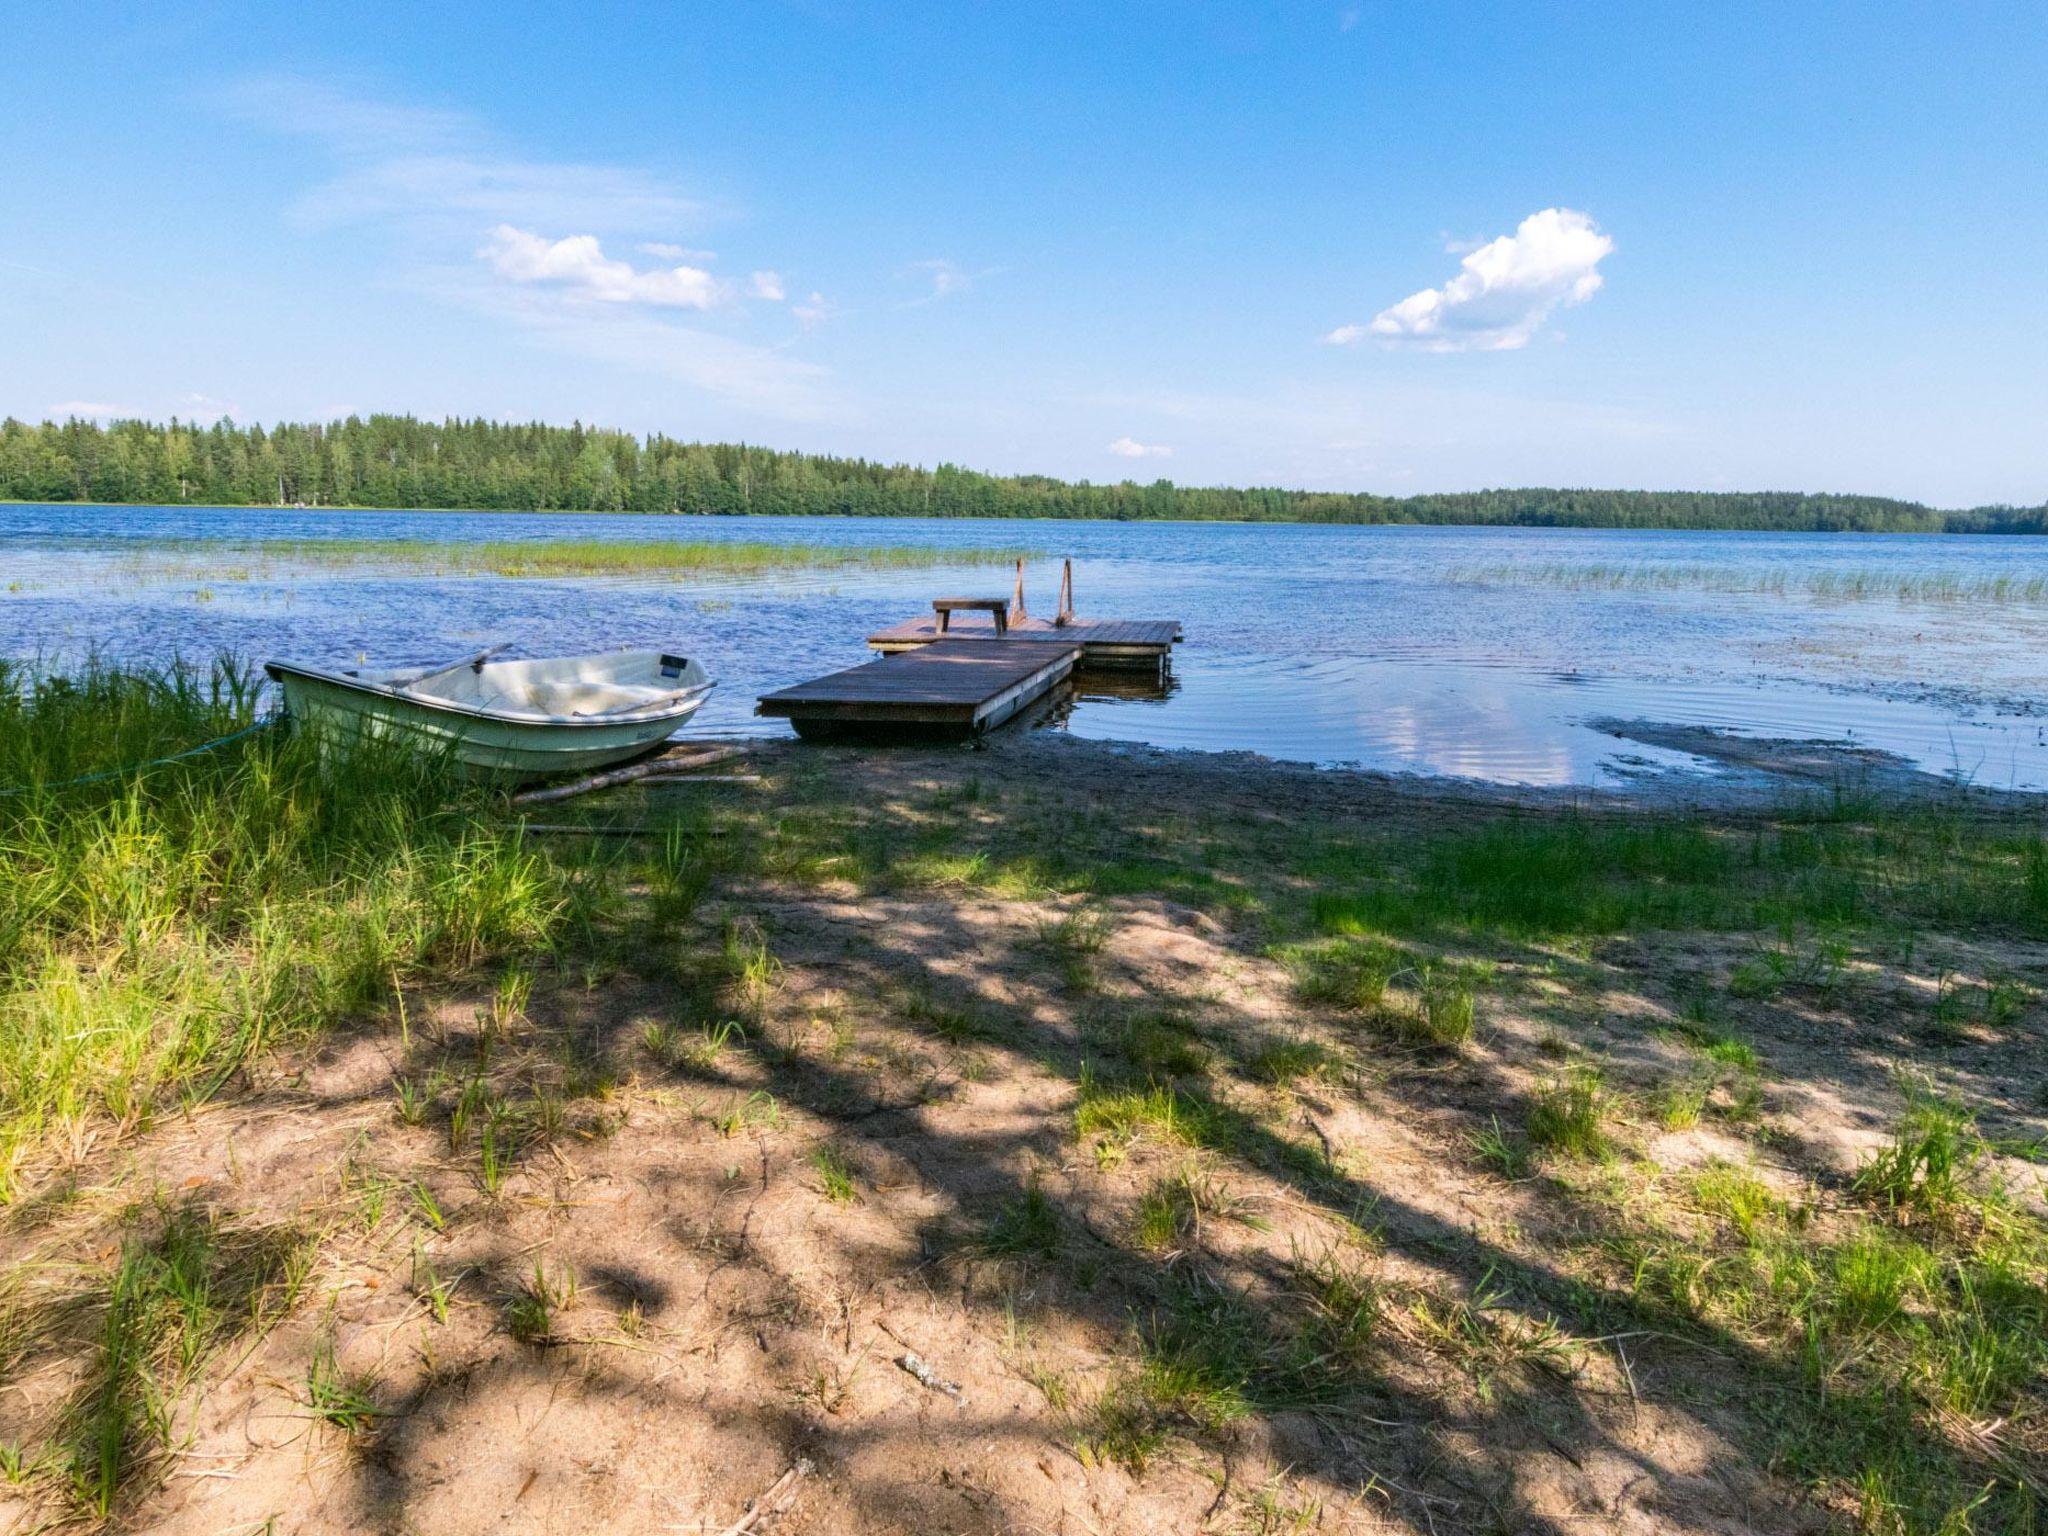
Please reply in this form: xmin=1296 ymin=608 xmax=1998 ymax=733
xmin=867 ymin=613 xmax=1181 ymax=669
xmin=931 ymin=597 xmax=1010 ymax=636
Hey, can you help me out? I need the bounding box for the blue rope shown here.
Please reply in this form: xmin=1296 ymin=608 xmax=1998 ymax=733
xmin=0 ymin=714 xmax=279 ymax=798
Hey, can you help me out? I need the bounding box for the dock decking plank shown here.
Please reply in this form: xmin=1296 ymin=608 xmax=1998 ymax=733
xmin=866 ymin=614 xmax=1182 ymax=653
xmin=757 ymin=639 xmax=1083 ymax=732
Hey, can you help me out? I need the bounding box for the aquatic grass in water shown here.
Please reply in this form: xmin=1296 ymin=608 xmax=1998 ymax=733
xmin=1448 ymin=561 xmax=2048 ymax=605
xmin=0 ymin=658 xmax=579 ymax=1197
xmin=118 ymin=536 xmax=1037 ymax=583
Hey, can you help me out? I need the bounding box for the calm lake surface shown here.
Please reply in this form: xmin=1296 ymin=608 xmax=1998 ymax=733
xmin=6 ymin=503 xmax=2048 ymax=790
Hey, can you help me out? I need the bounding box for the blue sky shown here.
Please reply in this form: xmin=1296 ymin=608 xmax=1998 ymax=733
xmin=3 ymin=2 xmax=2043 ymax=506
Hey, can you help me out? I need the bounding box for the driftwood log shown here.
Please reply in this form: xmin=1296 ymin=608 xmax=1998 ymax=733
xmin=507 ymin=745 xmax=744 ymax=807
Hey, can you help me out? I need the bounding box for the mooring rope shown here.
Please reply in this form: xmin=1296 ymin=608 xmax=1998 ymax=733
xmin=0 ymin=713 xmax=280 ymax=797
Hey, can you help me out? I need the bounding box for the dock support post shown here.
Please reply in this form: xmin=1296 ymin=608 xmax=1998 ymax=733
xmin=1010 ymin=558 xmax=1027 ymax=627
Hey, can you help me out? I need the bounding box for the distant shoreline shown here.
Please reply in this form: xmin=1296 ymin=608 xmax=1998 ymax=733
xmin=8 ymin=414 xmax=2041 ymax=534
xmin=4 ymin=496 xmax=2044 ymax=536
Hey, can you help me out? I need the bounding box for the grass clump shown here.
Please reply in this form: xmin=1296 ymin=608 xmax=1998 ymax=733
xmin=505 ymin=1260 xmax=576 ymax=1346
xmin=1074 ymin=1070 xmax=1223 ymax=1156
xmin=808 ymin=1143 xmax=860 ymax=1204
xmin=1526 ymin=1067 xmax=1609 ymax=1158
xmin=0 ymin=659 xmax=579 ymax=1198
xmin=303 ymin=1338 xmax=381 ymax=1435
xmin=980 ymin=1181 xmax=1061 ymax=1260
xmin=1132 ymin=1167 xmax=1249 ymax=1253
xmin=66 ymin=1198 xmax=313 ymax=1515
xmin=1853 ymin=1085 xmax=1982 ymax=1218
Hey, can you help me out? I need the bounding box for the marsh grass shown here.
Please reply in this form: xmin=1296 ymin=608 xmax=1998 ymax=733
xmin=1449 ymin=561 xmax=2048 ymax=606
xmin=0 ymin=659 xmax=583 ymax=1197
xmin=127 ymin=536 xmax=1037 ymax=583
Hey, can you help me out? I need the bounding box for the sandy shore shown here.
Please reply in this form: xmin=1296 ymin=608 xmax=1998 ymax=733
xmin=2 ymin=735 xmax=2043 ymax=1535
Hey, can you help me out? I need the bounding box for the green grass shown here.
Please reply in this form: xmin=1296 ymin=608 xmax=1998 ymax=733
xmin=67 ymin=1199 xmax=313 ymax=1515
xmin=980 ymin=1181 xmax=1062 ymax=1260
xmin=505 ymin=1259 xmax=575 ymax=1345
xmin=0 ymin=658 xmax=584 ymax=1198
xmin=1526 ymin=1067 xmax=1610 ymax=1157
xmin=303 ymin=1338 xmax=381 ymax=1435
xmin=1853 ymin=1084 xmax=1982 ymax=1217
xmin=808 ymin=1143 xmax=861 ymax=1204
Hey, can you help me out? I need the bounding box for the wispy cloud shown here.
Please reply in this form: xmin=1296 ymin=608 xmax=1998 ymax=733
xmin=45 ymin=393 xmax=239 ymax=425
xmin=46 ymin=400 xmax=138 ymax=421
xmin=436 ymin=281 xmax=832 ymax=418
xmin=480 ymin=225 xmax=725 ymax=309
xmin=218 ymin=74 xmax=832 ymax=417
xmin=1107 ymin=436 xmax=1173 ymax=459
xmin=1327 ymin=208 xmax=1614 ymax=353
xmin=903 ymin=258 xmax=1000 ymax=305
xmin=220 ymin=75 xmax=703 ymax=235
xmin=748 ymin=269 xmax=786 ymax=302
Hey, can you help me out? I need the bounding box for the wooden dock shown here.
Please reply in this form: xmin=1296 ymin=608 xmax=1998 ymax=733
xmin=866 ymin=613 xmax=1181 ymax=669
xmin=756 ymin=638 xmax=1084 ymax=740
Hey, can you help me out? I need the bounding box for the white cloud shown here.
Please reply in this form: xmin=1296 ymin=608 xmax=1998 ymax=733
xmin=641 ymin=242 xmax=716 ymax=261
xmin=1330 ymin=208 xmax=1614 ymax=353
xmin=1107 ymin=436 xmax=1172 ymax=459
xmin=903 ymin=258 xmax=1000 ymax=304
xmin=221 ymin=76 xmax=704 ymax=234
xmin=177 ymin=393 xmax=239 ymax=424
xmin=791 ymin=291 xmax=833 ymax=328
xmin=46 ymin=400 xmax=137 ymax=421
xmin=748 ymin=269 xmax=786 ymax=301
xmin=436 ymin=280 xmax=834 ymax=420
xmin=215 ymin=75 xmax=832 ymax=419
xmin=480 ymin=225 xmax=725 ymax=309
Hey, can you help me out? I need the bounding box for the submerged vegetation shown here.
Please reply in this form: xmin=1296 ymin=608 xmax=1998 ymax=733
xmin=0 ymin=657 xmax=2043 ymax=1531
xmin=8 ymin=412 xmax=2047 ymax=531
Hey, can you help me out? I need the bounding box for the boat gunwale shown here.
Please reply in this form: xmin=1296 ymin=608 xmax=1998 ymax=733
xmin=262 ymin=658 xmax=716 ymax=730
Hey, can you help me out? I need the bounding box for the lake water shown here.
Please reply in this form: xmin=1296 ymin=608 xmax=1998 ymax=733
xmin=6 ymin=503 xmax=2048 ymax=790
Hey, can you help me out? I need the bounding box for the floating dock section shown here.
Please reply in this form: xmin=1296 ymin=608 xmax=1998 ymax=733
xmin=757 ymin=638 xmax=1085 ymax=740
xmin=866 ymin=614 xmax=1181 ymax=670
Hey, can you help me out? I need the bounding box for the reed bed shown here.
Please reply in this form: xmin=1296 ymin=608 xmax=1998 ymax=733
xmin=1448 ymin=561 xmax=2048 ymax=605
xmin=116 ymin=536 xmax=1035 ymax=582
xmin=0 ymin=660 xmax=581 ymax=1198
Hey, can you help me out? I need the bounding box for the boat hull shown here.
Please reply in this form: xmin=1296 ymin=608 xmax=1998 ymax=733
xmin=268 ymin=666 xmax=705 ymax=777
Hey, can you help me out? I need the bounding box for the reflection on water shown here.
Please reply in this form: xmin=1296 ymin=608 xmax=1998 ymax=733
xmin=5 ymin=504 xmax=2048 ymax=789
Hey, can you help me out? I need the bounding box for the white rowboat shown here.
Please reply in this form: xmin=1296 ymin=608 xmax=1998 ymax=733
xmin=264 ymin=648 xmax=716 ymax=777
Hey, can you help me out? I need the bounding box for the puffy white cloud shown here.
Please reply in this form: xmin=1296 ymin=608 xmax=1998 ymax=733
xmin=1332 ymin=208 xmax=1613 ymax=353
xmin=641 ymin=242 xmax=716 ymax=261
xmin=748 ymin=269 xmax=786 ymax=301
xmin=479 ymin=225 xmax=725 ymax=309
xmin=1108 ymin=436 xmax=1172 ymax=459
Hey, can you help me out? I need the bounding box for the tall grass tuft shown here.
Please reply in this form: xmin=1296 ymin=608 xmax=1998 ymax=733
xmin=0 ymin=658 xmax=577 ymax=1197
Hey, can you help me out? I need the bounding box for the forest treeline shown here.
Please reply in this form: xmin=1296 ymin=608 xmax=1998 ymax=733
xmin=4 ymin=413 xmax=2043 ymax=533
